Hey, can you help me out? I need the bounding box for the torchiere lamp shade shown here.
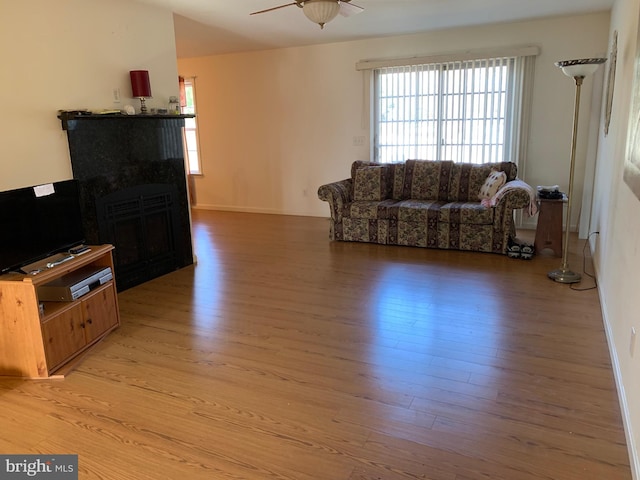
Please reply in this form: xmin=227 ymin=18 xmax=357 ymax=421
xmin=130 ymin=70 xmax=152 ymax=98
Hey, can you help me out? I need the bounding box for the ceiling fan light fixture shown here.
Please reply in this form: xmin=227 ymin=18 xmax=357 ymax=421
xmin=302 ymin=0 xmax=341 ymax=29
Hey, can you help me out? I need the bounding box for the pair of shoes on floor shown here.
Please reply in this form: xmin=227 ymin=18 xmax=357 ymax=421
xmin=507 ymin=238 xmax=521 ymax=259
xmin=507 ymin=238 xmax=534 ymax=260
xmin=520 ymin=243 xmax=534 ymax=260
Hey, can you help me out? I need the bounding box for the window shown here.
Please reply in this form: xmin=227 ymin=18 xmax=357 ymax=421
xmin=180 ymin=76 xmax=201 ymax=174
xmin=367 ymin=49 xmax=537 ymax=165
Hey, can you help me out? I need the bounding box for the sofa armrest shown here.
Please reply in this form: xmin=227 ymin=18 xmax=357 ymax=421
xmin=318 ymin=178 xmax=353 ymax=221
xmin=492 ymin=179 xmax=536 ymax=214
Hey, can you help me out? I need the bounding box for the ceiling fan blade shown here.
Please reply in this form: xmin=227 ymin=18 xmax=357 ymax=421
xmin=339 ymin=2 xmax=364 ymax=17
xmin=250 ymin=2 xmax=298 ymax=15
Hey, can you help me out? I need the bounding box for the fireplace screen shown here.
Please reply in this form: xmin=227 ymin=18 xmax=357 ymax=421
xmin=97 ymin=184 xmax=182 ymax=291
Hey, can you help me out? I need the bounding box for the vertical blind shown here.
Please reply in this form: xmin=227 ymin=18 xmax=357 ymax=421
xmin=372 ymin=54 xmax=534 ymax=165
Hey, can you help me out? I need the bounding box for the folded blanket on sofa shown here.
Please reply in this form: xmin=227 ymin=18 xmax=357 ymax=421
xmin=482 ymin=179 xmax=538 ymax=216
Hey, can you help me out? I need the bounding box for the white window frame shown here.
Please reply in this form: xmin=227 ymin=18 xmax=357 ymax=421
xmin=181 ymin=77 xmax=202 ymax=175
xmin=357 ymin=46 xmax=538 ymax=169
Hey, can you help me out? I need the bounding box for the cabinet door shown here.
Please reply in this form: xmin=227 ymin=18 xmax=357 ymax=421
xmin=41 ymin=305 xmax=85 ymax=370
xmin=82 ymin=284 xmax=118 ymax=344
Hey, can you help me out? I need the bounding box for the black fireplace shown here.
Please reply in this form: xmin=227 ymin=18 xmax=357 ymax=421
xmin=60 ymin=114 xmax=194 ymax=291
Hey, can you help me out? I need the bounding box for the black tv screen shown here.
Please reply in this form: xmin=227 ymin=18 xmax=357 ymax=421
xmin=0 ymin=179 xmax=85 ymax=274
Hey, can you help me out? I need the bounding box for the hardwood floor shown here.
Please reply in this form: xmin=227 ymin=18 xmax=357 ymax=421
xmin=0 ymin=210 xmax=631 ymax=479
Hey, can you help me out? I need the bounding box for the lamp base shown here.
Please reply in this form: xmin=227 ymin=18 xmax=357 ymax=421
xmin=547 ymin=268 xmax=582 ymax=284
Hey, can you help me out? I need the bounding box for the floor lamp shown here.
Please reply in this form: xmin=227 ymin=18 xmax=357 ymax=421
xmin=549 ymin=58 xmax=606 ymax=283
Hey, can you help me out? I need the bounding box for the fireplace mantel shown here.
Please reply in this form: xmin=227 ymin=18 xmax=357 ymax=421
xmin=58 ymin=112 xmax=195 ymax=131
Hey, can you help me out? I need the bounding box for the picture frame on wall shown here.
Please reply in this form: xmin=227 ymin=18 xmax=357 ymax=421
xmin=604 ymin=30 xmax=617 ymax=136
xmin=624 ymin=26 xmax=640 ymax=200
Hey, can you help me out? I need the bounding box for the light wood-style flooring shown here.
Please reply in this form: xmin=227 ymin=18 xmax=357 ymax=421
xmin=0 ymin=210 xmax=632 ymax=479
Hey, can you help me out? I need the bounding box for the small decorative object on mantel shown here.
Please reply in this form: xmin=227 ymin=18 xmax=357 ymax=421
xmin=130 ymin=70 xmax=152 ymax=114
xmin=169 ymin=96 xmax=180 ymax=115
xmin=123 ymin=104 xmax=135 ymax=115
xmin=92 ymin=109 xmax=121 ymax=115
xmin=57 ymin=109 xmax=92 ymax=128
xmin=58 ymin=109 xmax=91 ymax=117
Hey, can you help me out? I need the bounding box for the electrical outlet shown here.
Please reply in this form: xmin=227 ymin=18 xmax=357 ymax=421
xmin=631 ymin=327 xmax=637 ymax=357
xmin=113 ymin=88 xmax=121 ymax=103
xmin=353 ymin=136 xmax=365 ymax=147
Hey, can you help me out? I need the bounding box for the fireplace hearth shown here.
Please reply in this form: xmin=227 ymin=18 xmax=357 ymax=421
xmin=60 ymin=114 xmax=194 ymax=290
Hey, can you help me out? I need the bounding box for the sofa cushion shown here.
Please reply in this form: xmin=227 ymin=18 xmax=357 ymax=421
xmin=353 ymin=166 xmax=389 ymax=201
xmin=351 ymin=160 xmax=406 ymax=199
xmin=401 ymin=160 xmax=454 ymax=201
xmin=387 ymin=199 xmax=444 ymax=223
xmin=448 ymin=162 xmax=517 ymax=202
xmin=389 ymin=163 xmax=407 ymax=200
xmin=477 ymin=170 xmax=507 ymax=200
xmin=438 ymin=202 xmax=495 ymax=225
xmin=344 ymin=199 xmax=398 ymax=219
xmin=351 ymin=160 xmax=384 ymax=179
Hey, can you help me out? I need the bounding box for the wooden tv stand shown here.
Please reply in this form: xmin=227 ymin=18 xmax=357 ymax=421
xmin=0 ymin=245 xmax=120 ymax=378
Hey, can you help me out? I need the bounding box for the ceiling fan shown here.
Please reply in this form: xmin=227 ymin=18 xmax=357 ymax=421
xmin=250 ymin=0 xmax=364 ymax=30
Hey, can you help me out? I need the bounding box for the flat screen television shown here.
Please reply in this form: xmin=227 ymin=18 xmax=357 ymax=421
xmin=0 ymin=179 xmax=85 ymax=274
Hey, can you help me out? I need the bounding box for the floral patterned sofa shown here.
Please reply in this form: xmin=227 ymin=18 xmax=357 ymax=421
xmin=317 ymin=159 xmax=533 ymax=254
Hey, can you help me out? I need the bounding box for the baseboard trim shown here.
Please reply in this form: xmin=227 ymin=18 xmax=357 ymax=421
xmin=192 ymin=204 xmax=325 ymax=218
xmin=193 ymin=204 xmax=280 ymax=215
xmin=592 ymin=247 xmax=639 ymax=480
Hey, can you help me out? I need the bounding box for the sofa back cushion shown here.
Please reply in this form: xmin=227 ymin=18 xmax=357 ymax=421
xmin=353 ymin=166 xmax=391 ymax=201
xmin=350 ymin=160 xmax=518 ymax=202
xmin=351 ymin=161 xmax=406 ymax=199
xmin=447 ymin=162 xmax=517 ymax=202
xmin=401 ymin=160 xmax=454 ymax=201
xmin=351 ymin=160 xmax=382 ymax=179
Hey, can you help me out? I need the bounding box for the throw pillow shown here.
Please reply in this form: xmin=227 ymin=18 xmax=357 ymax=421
xmin=478 ymin=169 xmax=507 ymax=200
xmin=353 ymin=166 xmax=388 ymax=201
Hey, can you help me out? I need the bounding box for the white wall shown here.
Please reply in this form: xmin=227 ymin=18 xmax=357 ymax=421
xmin=0 ymin=0 xmax=181 ymax=192
xmin=179 ymin=12 xmax=610 ymax=221
xmin=592 ymin=0 xmax=640 ymax=476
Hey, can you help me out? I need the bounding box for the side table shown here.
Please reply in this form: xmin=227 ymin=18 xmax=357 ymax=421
xmin=534 ymin=196 xmax=564 ymax=257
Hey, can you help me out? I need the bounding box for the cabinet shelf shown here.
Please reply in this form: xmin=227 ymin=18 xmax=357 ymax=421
xmin=40 ymin=299 xmax=76 ymax=323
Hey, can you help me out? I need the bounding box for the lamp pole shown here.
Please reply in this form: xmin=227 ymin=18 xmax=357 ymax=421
xmin=548 ymin=57 xmax=606 ymax=284
xmin=548 ymin=75 xmax=583 ymax=283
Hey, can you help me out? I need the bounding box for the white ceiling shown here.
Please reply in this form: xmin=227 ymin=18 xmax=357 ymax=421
xmin=134 ymin=0 xmax=614 ymax=58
